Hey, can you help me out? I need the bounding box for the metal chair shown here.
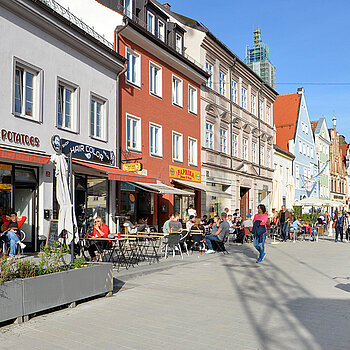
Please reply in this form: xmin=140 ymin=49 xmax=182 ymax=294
xmin=164 ymin=233 xmax=183 ymax=259
xmin=179 ymin=230 xmax=189 ymax=256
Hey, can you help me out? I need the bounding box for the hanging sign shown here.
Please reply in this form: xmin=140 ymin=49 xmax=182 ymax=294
xmin=169 ymin=165 xmax=201 ymax=182
xmin=122 ymin=163 xmax=143 ymax=172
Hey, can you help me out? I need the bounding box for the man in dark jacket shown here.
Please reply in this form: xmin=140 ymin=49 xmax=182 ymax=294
xmin=334 ymin=210 xmax=345 ymax=242
xmin=278 ymin=205 xmax=292 ymax=241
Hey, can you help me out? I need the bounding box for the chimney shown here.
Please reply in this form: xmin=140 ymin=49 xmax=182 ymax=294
xmin=333 ymin=115 xmax=336 ymax=130
xmin=163 ymin=3 xmax=171 ymax=10
xmin=297 ymin=87 xmax=304 ymax=95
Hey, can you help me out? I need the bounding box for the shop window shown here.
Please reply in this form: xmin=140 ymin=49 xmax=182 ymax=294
xmin=87 ymin=177 xmax=108 ymax=223
xmin=0 ymin=164 xmax=12 ymax=228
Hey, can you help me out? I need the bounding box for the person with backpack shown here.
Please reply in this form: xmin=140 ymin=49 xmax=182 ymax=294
xmin=252 ymin=204 xmax=268 ymax=263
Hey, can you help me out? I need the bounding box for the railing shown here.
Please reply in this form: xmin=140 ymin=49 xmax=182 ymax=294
xmin=37 ymin=0 xmax=114 ymax=49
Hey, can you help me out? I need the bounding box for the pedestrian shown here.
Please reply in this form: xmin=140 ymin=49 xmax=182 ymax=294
xmin=334 ymin=209 xmax=345 ymax=242
xmin=345 ymin=212 xmax=350 ymax=242
xmin=278 ymin=205 xmax=292 ymax=241
xmin=252 ymin=204 xmax=268 ymax=263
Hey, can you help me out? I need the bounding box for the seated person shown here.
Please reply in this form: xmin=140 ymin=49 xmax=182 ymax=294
xmin=186 ymin=215 xmax=196 ymax=231
xmin=303 ymin=221 xmax=314 ymax=240
xmin=87 ymin=217 xmax=110 ymax=262
xmin=201 ymin=215 xmax=209 ymax=226
xmin=168 ymin=212 xmax=183 ymax=233
xmin=205 ymin=212 xmax=230 ymax=253
xmin=227 ymin=215 xmax=234 ymax=234
xmin=1 ymin=212 xmax=27 ymax=257
xmin=163 ymin=214 xmax=174 ymax=236
xmin=242 ymin=213 xmax=253 ymax=228
xmin=190 ymin=217 xmax=204 ymax=233
xmin=123 ymin=215 xmax=137 ymax=234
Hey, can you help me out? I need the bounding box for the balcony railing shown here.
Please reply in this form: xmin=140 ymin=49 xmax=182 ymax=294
xmin=38 ymin=0 xmax=114 ymax=49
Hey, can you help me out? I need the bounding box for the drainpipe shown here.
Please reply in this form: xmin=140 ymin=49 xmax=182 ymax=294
xmin=229 ymin=58 xmax=237 ymax=170
xmin=114 ymin=24 xmax=129 ymax=168
xmin=257 ymin=82 xmax=265 ymax=176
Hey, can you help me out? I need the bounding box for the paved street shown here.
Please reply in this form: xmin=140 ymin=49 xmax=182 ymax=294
xmin=1 ymin=239 xmax=350 ymax=350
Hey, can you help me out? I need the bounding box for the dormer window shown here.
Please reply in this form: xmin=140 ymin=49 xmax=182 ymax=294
xmin=175 ymin=33 xmax=183 ymax=54
xmin=124 ymin=0 xmax=132 ymax=18
xmin=157 ymin=19 xmax=165 ymax=42
xmin=147 ymin=12 xmax=155 ymax=35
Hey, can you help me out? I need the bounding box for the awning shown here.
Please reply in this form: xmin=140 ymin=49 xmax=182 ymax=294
xmin=172 ymin=179 xmax=232 ymax=199
xmin=134 ymin=182 xmax=194 ymax=196
xmin=0 ymin=147 xmax=50 ymax=165
xmin=73 ymin=160 xmax=157 ymax=184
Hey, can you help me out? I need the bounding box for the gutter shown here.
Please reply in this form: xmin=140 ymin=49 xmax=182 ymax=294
xmin=115 ymin=24 xmax=129 ymax=168
xmin=229 ymin=58 xmax=237 ymax=170
xmin=257 ymin=82 xmax=265 ymax=176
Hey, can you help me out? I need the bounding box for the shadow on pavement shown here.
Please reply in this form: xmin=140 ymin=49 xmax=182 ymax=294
xmin=334 ymin=283 xmax=350 ymax=293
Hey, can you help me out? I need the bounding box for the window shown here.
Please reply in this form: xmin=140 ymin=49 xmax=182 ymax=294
xmin=149 ymin=62 xmax=162 ymax=97
xmin=307 ymin=145 xmax=310 ymax=157
xmin=147 ymin=12 xmax=155 ymax=34
xmin=124 ymin=0 xmax=132 ymax=18
xmin=188 ymin=85 xmax=197 ymax=114
xmin=259 ymin=100 xmax=263 ymax=119
xmin=251 ymin=94 xmax=256 ymax=115
xmin=172 ymin=132 xmax=183 ymax=162
xmin=303 ymin=143 xmax=306 ymax=155
xmin=299 ymin=140 xmax=302 ymax=153
xmin=241 ymin=87 xmax=247 ymax=109
xmin=175 ymin=34 xmax=183 ymax=54
xmin=188 ymin=138 xmax=198 ymax=166
xmin=57 ymin=84 xmax=76 ymax=130
xmin=242 ymin=138 xmax=248 ymax=160
xmin=150 ymin=123 xmax=162 ymax=157
xmin=311 ymin=147 xmax=314 ymax=158
xmin=219 ymin=71 xmax=226 ymax=96
xmin=267 ymin=149 xmax=271 ymax=168
xmin=232 ymin=81 xmax=237 ymax=103
xmin=220 ymin=129 xmax=227 ymax=154
xmin=305 ymin=124 xmax=309 ymax=135
xmin=260 ymin=146 xmax=264 ymax=166
xmin=266 ymin=105 xmax=271 ymax=124
xmin=157 ymin=20 xmax=165 ymax=41
xmin=126 ymin=48 xmax=140 ymax=87
xmin=126 ymin=114 xmax=141 ymax=151
xmin=90 ymin=97 xmax=106 ymax=139
xmin=252 ymin=142 xmax=257 ymax=163
xmin=206 ymin=62 xmax=213 ymax=88
xmin=206 ymin=122 xmax=214 ymax=149
xmin=232 ymin=134 xmax=238 ymax=157
xmin=172 ymin=76 xmax=183 ymax=107
xmin=296 ymin=165 xmax=300 ymax=179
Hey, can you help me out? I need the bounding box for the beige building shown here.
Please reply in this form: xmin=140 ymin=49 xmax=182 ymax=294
xmin=155 ymin=6 xmax=278 ymax=218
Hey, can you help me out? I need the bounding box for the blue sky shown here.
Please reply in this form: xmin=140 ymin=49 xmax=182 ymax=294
xmin=171 ymin=0 xmax=350 ymax=138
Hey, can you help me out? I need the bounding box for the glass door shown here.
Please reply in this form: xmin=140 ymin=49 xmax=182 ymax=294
xmin=0 ymin=164 xmax=12 ymax=231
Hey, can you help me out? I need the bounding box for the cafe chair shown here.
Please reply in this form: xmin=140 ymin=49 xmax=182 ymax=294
xmin=164 ymin=233 xmax=183 ymax=259
xmin=213 ymin=234 xmax=229 ymax=254
xmin=179 ymin=230 xmax=189 ymax=256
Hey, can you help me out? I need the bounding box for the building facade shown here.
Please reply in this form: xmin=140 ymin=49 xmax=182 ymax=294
xmin=311 ymin=118 xmax=330 ymax=200
xmin=160 ymin=9 xmax=278 ymax=219
xmin=0 ymin=0 xmax=126 ymax=250
xmin=274 ymin=88 xmax=318 ymax=201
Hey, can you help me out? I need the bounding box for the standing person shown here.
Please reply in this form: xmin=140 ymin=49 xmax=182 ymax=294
xmin=87 ymin=217 xmax=110 ymax=262
xmin=233 ymin=209 xmax=240 ymax=218
xmin=334 ymin=210 xmax=345 ymax=242
xmin=188 ymin=205 xmax=197 ymax=218
xmin=205 ymin=212 xmax=230 ymax=254
xmin=252 ymin=204 xmax=268 ymax=263
xmin=1 ymin=212 xmax=26 ymax=257
xmin=224 ymin=207 xmax=231 ymax=216
xmin=345 ymin=212 xmax=350 ymax=242
xmin=278 ymin=205 xmax=292 ymax=241
xmin=324 ymin=211 xmax=330 ymax=233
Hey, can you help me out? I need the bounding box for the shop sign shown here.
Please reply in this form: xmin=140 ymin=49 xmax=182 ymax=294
xmin=122 ymin=163 xmax=142 ymax=172
xmin=169 ymin=165 xmax=201 ymax=182
xmin=1 ymin=129 xmax=40 ymax=147
xmin=51 ymin=135 xmax=115 ymax=165
xmin=120 ymin=182 xmax=135 ymax=191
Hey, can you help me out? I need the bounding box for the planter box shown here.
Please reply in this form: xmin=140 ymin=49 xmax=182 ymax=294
xmin=0 ymin=263 xmax=113 ymax=323
xmin=0 ymin=279 xmax=23 ymax=323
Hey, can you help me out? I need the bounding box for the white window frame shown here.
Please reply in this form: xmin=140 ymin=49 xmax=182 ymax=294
xmin=126 ymin=114 xmax=142 ymax=152
xmin=266 ymin=105 xmax=271 ymax=124
xmin=90 ymin=94 xmax=108 ymax=141
xmin=307 ymin=145 xmax=310 ymax=157
xmin=260 ymin=146 xmax=264 ymax=166
xmin=149 ymin=122 xmax=162 ymax=157
xmin=303 ymin=143 xmax=306 ymax=155
xmin=267 ymin=149 xmax=271 ymax=168
xmin=206 ymin=62 xmax=213 ymax=88
xmin=220 ymin=128 xmax=227 ymax=154
xmin=305 ymin=124 xmax=309 ymax=135
xmin=232 ymin=80 xmax=238 ymax=103
xmin=157 ymin=19 xmax=165 ymax=42
xmin=232 ymin=133 xmax=238 ymax=157
xmin=251 ymin=94 xmax=256 ymax=116
xmin=242 ymin=138 xmax=248 ymax=160
xmin=252 ymin=142 xmax=257 ymax=163
xmin=57 ymin=78 xmax=79 ymax=133
xmin=188 ymin=137 xmax=198 ymax=166
xmin=175 ymin=33 xmax=183 ymax=54
xmin=206 ymin=122 xmax=214 ymax=150
xmin=299 ymin=140 xmax=302 ymax=153
xmin=241 ymin=87 xmax=247 ymax=109
xmin=147 ymin=11 xmax=155 ymax=34
xmin=301 ymin=122 xmax=305 ymax=133
xmin=126 ymin=47 xmax=141 ymax=87
xmin=149 ymin=61 xmax=162 ymax=98
xmin=259 ymin=100 xmax=263 ymax=119
xmin=124 ymin=0 xmax=132 ymax=18
xmin=172 ymin=75 xmax=183 ymax=107
xmin=311 ymin=147 xmax=314 ymax=159
xmin=219 ymin=71 xmax=226 ymax=96
xmin=188 ymin=85 xmax=197 ymax=114
xmin=172 ymin=131 xmax=183 ymax=162
xmin=296 ymin=165 xmax=300 ymax=179
xmin=13 ymin=58 xmax=42 ymax=122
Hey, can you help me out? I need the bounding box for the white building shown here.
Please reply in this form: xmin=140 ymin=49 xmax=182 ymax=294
xmin=0 ymin=0 xmax=125 ymax=251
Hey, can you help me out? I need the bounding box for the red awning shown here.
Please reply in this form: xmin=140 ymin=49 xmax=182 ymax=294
xmin=0 ymin=148 xmax=50 ymax=165
xmin=73 ymin=160 xmax=157 ymax=184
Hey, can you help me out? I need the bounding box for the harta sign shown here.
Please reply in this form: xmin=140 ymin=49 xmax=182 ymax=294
xmin=1 ymin=129 xmax=40 ymax=147
xmin=60 ymin=138 xmax=115 ymax=166
xmin=169 ymin=165 xmax=201 ymax=182
xmin=122 ymin=163 xmax=142 ymax=172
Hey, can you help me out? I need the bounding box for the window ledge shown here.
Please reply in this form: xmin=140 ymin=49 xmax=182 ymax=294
xmin=189 ymin=110 xmax=198 ymax=116
xmin=13 ymin=113 xmax=41 ymax=124
xmin=173 ymin=159 xmax=183 ymax=164
xmin=90 ymin=135 xmax=108 ymax=143
xmin=150 ymin=92 xmax=162 ymax=100
xmin=125 ymin=80 xmax=141 ymax=90
xmin=189 ymin=163 xmax=198 ymax=167
xmin=57 ymin=126 xmax=79 ymax=135
xmin=127 ymin=148 xmax=142 ymax=154
xmin=172 ymin=102 xmax=183 ymax=109
xmin=150 ymin=153 xmax=163 ymax=159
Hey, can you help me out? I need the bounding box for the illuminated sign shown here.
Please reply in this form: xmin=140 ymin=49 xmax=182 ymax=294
xmin=122 ymin=163 xmax=143 ymax=172
xmin=169 ymin=165 xmax=201 ymax=182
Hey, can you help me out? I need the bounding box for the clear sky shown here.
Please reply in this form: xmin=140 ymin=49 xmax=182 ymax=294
xmin=170 ymin=0 xmax=350 ymax=139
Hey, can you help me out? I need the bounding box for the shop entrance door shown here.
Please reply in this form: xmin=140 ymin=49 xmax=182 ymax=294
xmin=240 ymin=187 xmax=250 ymax=219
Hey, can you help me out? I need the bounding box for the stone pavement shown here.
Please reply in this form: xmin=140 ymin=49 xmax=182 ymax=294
xmin=1 ymin=238 xmax=350 ymax=350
